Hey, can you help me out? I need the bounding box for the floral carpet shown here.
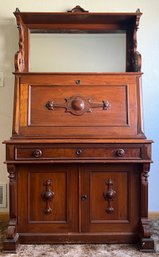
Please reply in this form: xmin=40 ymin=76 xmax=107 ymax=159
xmin=0 ymin=220 xmax=159 ymax=257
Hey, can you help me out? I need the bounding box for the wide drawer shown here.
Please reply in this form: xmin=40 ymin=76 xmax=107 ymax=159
xmin=15 ymin=146 xmax=142 ymax=160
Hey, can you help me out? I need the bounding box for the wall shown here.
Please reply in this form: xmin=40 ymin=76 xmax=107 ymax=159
xmin=0 ymin=0 xmax=159 ymax=212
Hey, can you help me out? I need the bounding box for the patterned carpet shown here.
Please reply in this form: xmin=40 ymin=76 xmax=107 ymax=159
xmin=0 ymin=220 xmax=159 ymax=257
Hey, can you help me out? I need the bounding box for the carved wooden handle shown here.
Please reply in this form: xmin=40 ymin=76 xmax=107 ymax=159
xmin=46 ymin=95 xmax=111 ymax=116
xmin=103 ymin=179 xmax=116 ymax=213
xmin=42 ymin=179 xmax=54 ymax=214
xmin=32 ymin=149 xmax=43 ymax=158
xmin=116 ymin=149 xmax=125 ymax=157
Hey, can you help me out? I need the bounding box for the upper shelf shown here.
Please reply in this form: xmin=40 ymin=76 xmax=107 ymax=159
xmin=14 ymin=6 xmax=142 ymax=33
xmin=14 ymin=6 xmax=142 ymax=73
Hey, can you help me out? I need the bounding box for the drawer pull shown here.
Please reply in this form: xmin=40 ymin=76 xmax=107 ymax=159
xmin=76 ymin=149 xmax=82 ymax=155
xmin=116 ymin=149 xmax=125 ymax=157
xmin=32 ymin=149 xmax=43 ymax=158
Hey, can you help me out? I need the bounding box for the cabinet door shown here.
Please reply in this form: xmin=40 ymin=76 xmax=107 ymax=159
xmin=17 ymin=164 xmax=79 ymax=233
xmin=80 ymin=164 xmax=140 ymax=234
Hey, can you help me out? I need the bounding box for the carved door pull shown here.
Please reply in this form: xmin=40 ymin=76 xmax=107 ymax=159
xmin=42 ymin=179 xmax=54 ymax=214
xmin=103 ymin=179 xmax=116 ymax=213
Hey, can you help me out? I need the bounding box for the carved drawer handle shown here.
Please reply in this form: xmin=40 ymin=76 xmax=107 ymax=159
xmin=116 ymin=149 xmax=125 ymax=157
xmin=32 ymin=149 xmax=43 ymax=158
xmin=76 ymin=149 xmax=82 ymax=155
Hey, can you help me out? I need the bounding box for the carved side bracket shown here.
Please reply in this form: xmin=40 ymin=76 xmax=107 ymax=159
xmin=141 ymin=163 xmax=150 ymax=186
xmin=140 ymin=218 xmax=151 ymax=238
xmin=42 ymin=179 xmax=54 ymax=214
xmin=132 ymin=51 xmax=142 ymax=72
xmin=103 ymin=179 xmax=116 ymax=213
xmin=67 ymin=5 xmax=88 ymax=13
xmin=14 ymin=14 xmax=25 ymax=72
xmin=7 ymin=164 xmax=16 ymax=183
xmin=46 ymin=95 xmax=111 ymax=116
xmin=132 ymin=10 xmax=142 ymax=71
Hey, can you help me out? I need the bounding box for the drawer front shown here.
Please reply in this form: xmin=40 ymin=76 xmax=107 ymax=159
xmin=15 ymin=146 xmax=142 ymax=160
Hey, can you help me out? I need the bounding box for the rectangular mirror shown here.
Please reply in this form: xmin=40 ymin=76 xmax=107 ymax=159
xmin=30 ymin=33 xmax=126 ymax=72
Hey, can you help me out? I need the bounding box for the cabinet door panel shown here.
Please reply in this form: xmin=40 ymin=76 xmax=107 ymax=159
xmin=17 ymin=164 xmax=79 ymax=233
xmin=81 ymin=164 xmax=140 ymax=233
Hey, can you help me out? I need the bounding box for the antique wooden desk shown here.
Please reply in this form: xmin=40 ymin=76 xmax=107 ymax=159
xmin=3 ymin=6 xmax=154 ymax=252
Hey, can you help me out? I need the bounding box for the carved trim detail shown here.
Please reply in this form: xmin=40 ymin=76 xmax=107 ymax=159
xmin=67 ymin=5 xmax=88 ymax=13
xmin=7 ymin=164 xmax=16 ymax=183
xmin=141 ymin=218 xmax=151 ymax=238
xmin=141 ymin=164 xmax=150 ymax=186
xmin=46 ymin=95 xmax=111 ymax=116
xmin=132 ymin=51 xmax=142 ymax=72
xmin=132 ymin=12 xmax=142 ymax=71
xmin=42 ymin=179 xmax=54 ymax=214
xmin=14 ymin=15 xmax=25 ymax=72
xmin=6 ymin=225 xmax=16 ymax=240
xmin=103 ymin=179 xmax=116 ymax=213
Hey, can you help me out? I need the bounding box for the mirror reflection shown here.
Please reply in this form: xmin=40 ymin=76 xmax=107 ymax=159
xmin=30 ymin=33 xmax=126 ymax=72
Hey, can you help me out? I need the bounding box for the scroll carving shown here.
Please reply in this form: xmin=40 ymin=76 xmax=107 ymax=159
xmin=42 ymin=179 xmax=54 ymax=214
xmin=132 ymin=10 xmax=142 ymax=71
xmin=132 ymin=51 xmax=142 ymax=72
xmin=67 ymin=5 xmax=88 ymax=13
xmin=141 ymin=218 xmax=151 ymax=238
xmin=46 ymin=95 xmax=111 ymax=116
xmin=103 ymin=179 xmax=116 ymax=213
xmin=6 ymin=225 xmax=16 ymax=240
xmin=14 ymin=12 xmax=25 ymax=72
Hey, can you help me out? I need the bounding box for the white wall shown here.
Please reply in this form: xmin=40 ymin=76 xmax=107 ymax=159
xmin=0 ymin=0 xmax=159 ymax=212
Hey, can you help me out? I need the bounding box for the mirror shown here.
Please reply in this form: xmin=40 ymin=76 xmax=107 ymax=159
xmin=30 ymin=33 xmax=126 ymax=72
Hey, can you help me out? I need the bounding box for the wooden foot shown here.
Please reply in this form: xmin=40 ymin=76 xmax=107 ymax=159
xmin=139 ymin=237 xmax=155 ymax=252
xmin=139 ymin=218 xmax=155 ymax=252
xmin=2 ymin=225 xmax=19 ymax=253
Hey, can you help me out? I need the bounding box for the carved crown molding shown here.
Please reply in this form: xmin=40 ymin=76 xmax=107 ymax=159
xmin=67 ymin=5 xmax=88 ymax=13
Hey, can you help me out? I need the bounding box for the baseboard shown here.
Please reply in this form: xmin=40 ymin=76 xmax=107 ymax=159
xmin=148 ymin=212 xmax=159 ymax=219
xmin=0 ymin=212 xmax=9 ymax=222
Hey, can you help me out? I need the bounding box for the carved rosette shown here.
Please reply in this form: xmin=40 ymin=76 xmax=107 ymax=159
xmin=14 ymin=9 xmax=25 ymax=72
xmin=103 ymin=179 xmax=116 ymax=213
xmin=42 ymin=179 xmax=54 ymax=214
xmin=46 ymin=95 xmax=111 ymax=116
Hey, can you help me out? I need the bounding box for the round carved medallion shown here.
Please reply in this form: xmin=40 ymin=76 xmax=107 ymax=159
xmin=71 ymin=98 xmax=85 ymax=111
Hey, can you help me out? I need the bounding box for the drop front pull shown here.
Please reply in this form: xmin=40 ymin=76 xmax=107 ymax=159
xmin=46 ymin=95 xmax=111 ymax=116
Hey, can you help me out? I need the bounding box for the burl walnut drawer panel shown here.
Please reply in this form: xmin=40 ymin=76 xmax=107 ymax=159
xmin=15 ymin=146 xmax=142 ymax=160
xmin=16 ymin=73 xmax=143 ymax=138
